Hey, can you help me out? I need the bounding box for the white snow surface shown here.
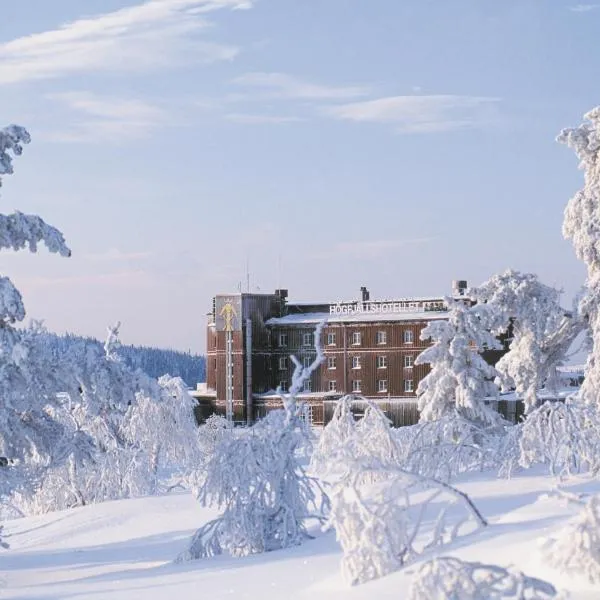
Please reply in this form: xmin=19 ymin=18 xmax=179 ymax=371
xmin=3 ymin=471 xmax=600 ymax=599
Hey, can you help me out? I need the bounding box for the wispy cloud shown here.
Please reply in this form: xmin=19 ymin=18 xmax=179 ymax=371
xmin=0 ymin=0 xmax=251 ymax=85
xmin=225 ymin=113 xmax=304 ymax=124
xmin=569 ymin=4 xmax=600 ymax=11
xmin=232 ymin=72 xmax=369 ymax=100
xmin=325 ymin=95 xmax=500 ymax=133
xmin=21 ymin=270 xmax=153 ymax=289
xmin=312 ymin=238 xmax=435 ymax=260
xmin=46 ymin=92 xmax=168 ymax=141
xmin=84 ymin=248 xmax=153 ymax=261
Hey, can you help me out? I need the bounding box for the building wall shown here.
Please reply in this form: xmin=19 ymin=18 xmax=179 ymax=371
xmin=268 ymin=321 xmax=433 ymax=398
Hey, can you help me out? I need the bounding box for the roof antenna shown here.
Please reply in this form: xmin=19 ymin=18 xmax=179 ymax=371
xmin=246 ymin=257 xmax=250 ymax=293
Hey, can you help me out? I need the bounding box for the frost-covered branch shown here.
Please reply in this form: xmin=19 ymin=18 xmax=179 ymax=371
xmin=279 ymin=321 xmax=326 ymax=423
xmin=543 ymin=493 xmax=600 ymax=584
xmin=0 ymin=212 xmax=70 ymax=257
xmin=0 ymin=125 xmax=30 ymax=186
xmin=315 ymin=398 xmax=487 ymax=585
xmin=409 ymin=556 xmax=562 ymax=600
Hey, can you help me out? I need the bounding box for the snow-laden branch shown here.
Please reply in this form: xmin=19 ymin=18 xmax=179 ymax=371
xmin=409 ymin=556 xmax=562 ymax=600
xmin=543 ymin=493 xmax=600 ymax=584
xmin=0 ymin=125 xmax=30 ymax=186
xmin=279 ymin=320 xmax=326 ymax=424
xmin=0 ymin=212 xmax=70 ymax=256
xmin=0 ymin=276 xmax=25 ymax=323
xmin=515 ymin=399 xmax=600 ymax=477
xmin=315 ymin=397 xmax=487 ymax=585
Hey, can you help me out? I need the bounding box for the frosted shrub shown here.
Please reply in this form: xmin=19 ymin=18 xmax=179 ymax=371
xmin=409 ymin=556 xmax=562 ymax=600
xmin=394 ymin=413 xmax=504 ymax=482
xmin=179 ymin=323 xmax=328 ymax=561
xmin=326 ymin=455 xmax=487 ymax=585
xmin=310 ymin=395 xmax=401 ymax=479
xmin=543 ymin=494 xmax=600 ymax=584
xmin=318 ymin=398 xmax=487 ymax=585
xmin=517 ymin=399 xmax=600 ymax=477
xmin=179 ymin=410 xmax=327 ymax=560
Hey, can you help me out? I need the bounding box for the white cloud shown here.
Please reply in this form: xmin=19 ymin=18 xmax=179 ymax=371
xmin=84 ymin=248 xmax=153 ymax=261
xmin=325 ymin=95 xmax=500 ymax=133
xmin=46 ymin=91 xmax=169 ymax=141
xmin=232 ymin=72 xmax=369 ymax=100
xmin=569 ymin=4 xmax=600 ymax=11
xmin=225 ymin=113 xmax=303 ymax=124
xmin=0 ymin=0 xmax=250 ymax=85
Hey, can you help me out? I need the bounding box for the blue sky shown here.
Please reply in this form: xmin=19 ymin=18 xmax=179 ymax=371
xmin=0 ymin=0 xmax=598 ymax=352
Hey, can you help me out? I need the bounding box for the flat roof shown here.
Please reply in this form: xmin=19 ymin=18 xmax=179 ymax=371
xmin=266 ymin=310 xmax=449 ymax=326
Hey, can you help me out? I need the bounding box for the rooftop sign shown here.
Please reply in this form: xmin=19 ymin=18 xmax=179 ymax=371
xmin=329 ymin=301 xmax=446 ymax=315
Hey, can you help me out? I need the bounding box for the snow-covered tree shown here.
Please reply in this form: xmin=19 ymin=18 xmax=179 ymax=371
xmin=310 ymin=395 xmax=400 ymax=478
xmin=415 ymin=298 xmax=502 ymax=426
xmin=516 ymin=399 xmax=600 ymax=477
xmin=0 ymin=126 xmax=71 ymax=507
xmin=178 ymin=323 xmax=328 ymax=561
xmin=474 ymin=270 xmax=582 ymax=413
xmin=543 ymin=494 xmax=600 ymax=584
xmin=318 ymin=398 xmax=487 ymax=585
xmin=16 ymin=324 xmax=201 ymax=513
xmin=409 ymin=556 xmax=561 ymax=600
xmin=559 ymin=107 xmax=600 ymax=405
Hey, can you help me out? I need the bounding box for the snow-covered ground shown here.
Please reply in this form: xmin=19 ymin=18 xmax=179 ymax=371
xmin=3 ymin=470 xmax=600 ymax=599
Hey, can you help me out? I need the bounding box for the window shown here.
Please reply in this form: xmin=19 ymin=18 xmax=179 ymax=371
xmin=404 ymin=379 xmax=414 ymax=393
xmin=279 ymin=333 xmax=288 ymax=347
xmin=279 ymin=380 xmax=288 ymax=392
xmin=327 ymin=332 xmax=336 ymax=346
xmin=404 ymin=355 xmax=414 ymax=368
xmin=404 ymin=330 xmax=414 ymax=344
xmin=303 ymin=356 xmax=312 ymax=369
xmin=377 ymin=355 xmax=387 ymax=369
xmin=376 ymin=330 xmax=387 ymax=345
xmin=327 ymin=356 xmax=337 ymax=369
xmin=302 ymin=332 xmax=313 ymax=347
xmin=213 ymin=358 xmax=217 ymax=370
xmin=328 ymin=380 xmax=337 ymax=392
xmin=352 ymin=380 xmax=361 ymax=392
xmin=303 ymin=379 xmax=312 ymax=392
xmin=377 ymin=379 xmax=388 ymax=393
xmin=279 ymin=356 xmax=288 ymax=370
xmin=352 ymin=331 xmax=361 ymax=345
xmin=213 ymin=336 xmax=217 ymax=348
xmin=352 ymin=356 xmax=361 ymax=369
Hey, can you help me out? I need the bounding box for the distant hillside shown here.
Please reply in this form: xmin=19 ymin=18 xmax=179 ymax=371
xmin=43 ymin=332 xmax=205 ymax=387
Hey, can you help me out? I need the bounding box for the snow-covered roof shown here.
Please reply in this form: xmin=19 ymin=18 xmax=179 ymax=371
xmin=265 ymin=311 xmax=449 ymax=326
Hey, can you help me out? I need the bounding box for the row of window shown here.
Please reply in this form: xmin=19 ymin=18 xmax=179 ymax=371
xmin=279 ymin=379 xmax=414 ymax=393
xmin=278 ymin=354 xmax=415 ymax=370
xmin=278 ymin=330 xmax=415 ymax=347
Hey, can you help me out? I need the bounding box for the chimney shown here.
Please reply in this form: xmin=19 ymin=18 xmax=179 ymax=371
xmin=360 ymin=286 xmax=370 ymax=302
xmin=452 ymin=280 xmax=468 ymax=296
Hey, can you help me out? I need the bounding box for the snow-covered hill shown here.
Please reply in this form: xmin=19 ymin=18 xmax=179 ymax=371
xmin=3 ymin=471 xmax=600 ymax=599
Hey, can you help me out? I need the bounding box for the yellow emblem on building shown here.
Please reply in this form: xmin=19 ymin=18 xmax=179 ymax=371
xmin=220 ymin=300 xmax=238 ymax=332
